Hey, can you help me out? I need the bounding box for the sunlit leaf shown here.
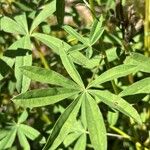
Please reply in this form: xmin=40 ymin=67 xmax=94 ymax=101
xmin=88 ymin=64 xmax=138 ymax=88
xmin=30 ymin=0 xmax=56 ymax=33
xmin=0 ymin=127 xmax=17 ymax=149
xmin=89 ymin=16 xmax=104 ymax=45
xmin=119 ymin=77 xmax=150 ymax=96
xmin=18 ymin=110 xmax=28 ymax=124
xmin=63 ymin=120 xmax=85 ymax=147
xmin=85 ymin=92 xmax=107 ymax=150
xmin=17 ymin=127 xmax=30 ymax=150
xmin=32 ymin=33 xmax=70 ymax=54
xmin=63 ymin=132 xmax=81 ymax=147
xmin=125 ymin=52 xmax=150 ymax=73
xmin=12 ymin=88 xmax=79 ymax=108
xmin=19 ymin=124 xmax=41 ymax=141
xmin=90 ymin=90 xmax=142 ymax=124
xmin=63 ymin=25 xmax=89 ymax=45
xmin=13 ymin=36 xmax=32 ymax=93
xmin=107 ymin=111 xmax=119 ymax=126
xmin=74 ymin=134 xmax=86 ymax=150
xmin=14 ymin=13 xmax=28 ymax=34
xmin=21 ymin=66 xmax=79 ymax=89
xmin=43 ymin=95 xmax=82 ymax=150
xmin=59 ymin=45 xmax=84 ymax=88
xmin=1 ymin=16 xmax=26 ymax=35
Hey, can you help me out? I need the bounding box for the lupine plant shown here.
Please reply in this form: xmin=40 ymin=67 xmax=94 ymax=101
xmin=0 ymin=0 xmax=149 ymax=149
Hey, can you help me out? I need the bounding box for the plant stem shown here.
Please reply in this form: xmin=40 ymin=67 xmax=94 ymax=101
xmin=89 ymin=0 xmax=95 ymax=19
xmin=34 ymin=40 xmax=51 ymax=124
xmin=145 ymin=0 xmax=150 ymax=55
xmin=34 ymin=40 xmax=50 ymax=70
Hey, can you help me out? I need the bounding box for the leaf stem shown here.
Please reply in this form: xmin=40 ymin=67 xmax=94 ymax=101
xmin=110 ymin=126 xmax=149 ymax=150
xmin=110 ymin=126 xmax=131 ymax=140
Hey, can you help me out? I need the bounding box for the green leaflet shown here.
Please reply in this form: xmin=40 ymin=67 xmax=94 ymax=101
xmin=12 ymin=88 xmax=80 ymax=108
xmin=19 ymin=124 xmax=42 ymax=141
xmin=15 ymin=54 xmax=32 ymax=93
xmin=21 ymin=66 xmax=79 ymax=89
xmin=32 ymin=33 xmax=70 ymax=54
xmin=85 ymin=92 xmax=107 ymax=150
xmin=18 ymin=110 xmax=28 ymax=124
xmin=63 ymin=132 xmax=82 ymax=148
xmin=81 ymin=95 xmax=87 ymax=129
xmin=88 ymin=64 xmax=138 ymax=88
xmin=119 ymin=77 xmax=150 ymax=97
xmin=17 ymin=127 xmax=30 ymax=150
xmin=6 ymin=35 xmax=32 ymax=93
xmin=74 ymin=134 xmax=86 ymax=150
xmin=0 ymin=130 xmax=9 ymax=140
xmin=0 ymin=58 xmax=13 ymax=80
xmin=12 ymin=35 xmax=32 ymax=93
xmin=1 ymin=16 xmax=26 ymax=35
xmin=63 ymin=25 xmax=89 ymax=45
xmin=124 ymin=52 xmax=150 ymax=73
xmin=68 ymin=44 xmax=87 ymax=53
xmin=107 ymin=111 xmax=119 ymax=126
xmin=86 ymin=46 xmax=93 ymax=58
xmin=0 ymin=127 xmax=17 ymax=149
xmin=63 ymin=120 xmax=85 ymax=147
xmin=89 ymin=16 xmax=104 ymax=45
xmin=90 ymin=90 xmax=142 ymax=124
xmin=13 ymin=1 xmax=33 ymax=11
xmin=14 ymin=13 xmax=28 ymax=34
xmin=43 ymin=95 xmax=83 ymax=150
xmin=30 ymin=0 xmax=56 ymax=33
xmin=59 ymin=45 xmax=85 ymax=89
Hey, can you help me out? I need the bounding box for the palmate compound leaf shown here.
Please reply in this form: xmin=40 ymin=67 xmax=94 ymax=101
xmin=85 ymin=92 xmax=107 ymax=150
xmin=89 ymin=90 xmax=142 ymax=124
xmin=88 ymin=64 xmax=138 ymax=88
xmin=59 ymin=44 xmax=85 ymax=89
xmin=21 ymin=66 xmax=79 ymax=89
xmin=119 ymin=77 xmax=150 ymax=97
xmin=12 ymin=88 xmax=80 ymax=108
xmin=43 ymin=94 xmax=83 ymax=150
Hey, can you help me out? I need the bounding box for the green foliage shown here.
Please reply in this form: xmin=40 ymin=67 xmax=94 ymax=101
xmin=0 ymin=0 xmax=149 ymax=150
